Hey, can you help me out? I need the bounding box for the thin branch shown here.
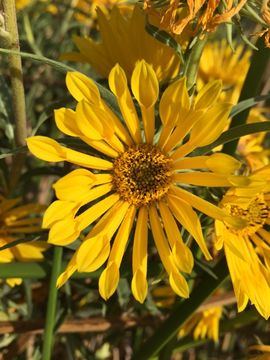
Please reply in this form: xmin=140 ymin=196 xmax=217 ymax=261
xmin=2 ymin=0 xmax=28 ymax=192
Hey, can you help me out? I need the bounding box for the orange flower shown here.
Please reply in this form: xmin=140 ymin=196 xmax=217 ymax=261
xmin=143 ymin=0 xmax=247 ymax=35
xmin=254 ymin=0 xmax=270 ymax=48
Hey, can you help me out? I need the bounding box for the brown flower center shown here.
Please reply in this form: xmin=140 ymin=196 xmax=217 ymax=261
xmin=224 ymin=195 xmax=269 ymax=236
xmin=112 ymin=144 xmax=173 ymax=206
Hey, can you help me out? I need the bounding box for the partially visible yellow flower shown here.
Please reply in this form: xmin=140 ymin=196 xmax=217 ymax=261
xmin=27 ymin=61 xmax=243 ymax=303
xmin=153 ymin=285 xmax=222 ymax=342
xmin=198 ymin=41 xmax=269 ymax=169
xmin=237 ymin=108 xmax=270 ymax=171
xmin=198 ymin=40 xmax=251 ymax=103
xmin=62 ymin=6 xmax=181 ymax=82
xmin=0 ymin=196 xmax=47 ymax=287
xmin=179 ymin=306 xmax=222 ymax=343
xmin=214 ymin=166 xmax=270 ymax=319
xmin=15 ymin=0 xmax=31 ymax=10
xmin=254 ymin=0 xmax=270 ymax=48
xmin=73 ymin=0 xmax=129 ymax=25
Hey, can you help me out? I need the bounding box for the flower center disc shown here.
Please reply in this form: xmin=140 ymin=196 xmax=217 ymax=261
xmin=224 ymin=195 xmax=269 ymax=236
xmin=112 ymin=144 xmax=173 ymax=206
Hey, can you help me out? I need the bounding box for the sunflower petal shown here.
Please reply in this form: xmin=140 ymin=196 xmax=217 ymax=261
xmin=173 ymin=172 xmax=231 ymax=187
xmin=159 ymin=77 xmax=189 ymax=125
xmin=189 ymin=103 xmax=232 ymax=147
xmin=109 ymin=64 xmax=141 ymax=143
xmin=76 ymin=100 xmax=114 ymax=141
xmin=206 ymin=153 xmax=241 ymax=174
xmin=53 ymin=169 xmax=96 ymax=201
xmin=57 ymin=255 xmax=77 ymax=288
xmin=66 ymin=71 xmax=100 ymax=104
xmin=54 ymin=108 xmax=80 ymax=137
xmin=99 ymin=261 xmax=119 ymax=300
xmin=43 ymin=200 xmax=79 ymax=228
xmin=131 ymin=268 xmax=148 ymax=304
xmin=169 ymin=271 xmax=189 ymax=298
xmin=131 ymin=60 xmax=159 ymax=108
xmin=26 ymin=136 xmax=66 ymax=162
xmin=76 ymin=235 xmax=110 ymax=272
xmin=194 ymin=80 xmax=222 ymax=109
xmin=48 ymin=217 xmax=80 ymax=245
xmin=168 ymin=194 xmax=212 ymax=260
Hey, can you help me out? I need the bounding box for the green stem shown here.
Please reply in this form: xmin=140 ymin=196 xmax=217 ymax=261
xmin=222 ymin=37 xmax=269 ymax=155
xmin=2 ymin=0 xmax=28 ymax=192
xmin=185 ymin=36 xmax=208 ymax=90
xmin=134 ymin=256 xmax=229 ymax=360
xmin=42 ymin=246 xmax=63 ymax=360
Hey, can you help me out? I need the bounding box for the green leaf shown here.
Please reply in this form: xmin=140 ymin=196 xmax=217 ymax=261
xmin=0 ymin=236 xmax=41 ymax=251
xmin=194 ymin=259 xmax=218 ymax=280
xmin=0 ymin=262 xmax=50 ymax=278
xmin=0 ymin=262 xmax=102 ymax=279
xmin=32 ymin=97 xmax=73 ymax=136
xmin=42 ymin=246 xmax=63 ymax=360
xmin=225 ymin=23 xmax=234 ymax=51
xmin=145 ymin=20 xmax=185 ymax=67
xmin=196 ymin=121 xmax=270 ymax=155
xmin=0 ymin=145 xmax=27 ymax=159
xmin=21 ymin=166 xmax=67 ymax=182
xmin=230 ymin=94 xmax=270 ymax=118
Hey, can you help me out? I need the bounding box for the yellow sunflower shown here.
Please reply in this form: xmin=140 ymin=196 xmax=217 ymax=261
xmin=214 ymin=165 xmax=270 ymax=319
xmin=73 ymin=0 xmax=129 ymax=25
xmin=198 ymin=41 xmax=270 ymax=168
xmin=0 ymin=196 xmax=47 ymax=287
xmin=62 ymin=5 xmax=181 ymax=82
xmin=198 ymin=40 xmax=251 ymax=104
xmin=27 ymin=60 xmax=244 ymax=303
xmin=237 ymin=108 xmax=270 ymax=171
xmin=44 ymin=0 xmax=130 ymax=25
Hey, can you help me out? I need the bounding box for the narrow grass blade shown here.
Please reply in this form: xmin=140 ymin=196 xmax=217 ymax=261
xmin=42 ymin=246 xmax=63 ymax=360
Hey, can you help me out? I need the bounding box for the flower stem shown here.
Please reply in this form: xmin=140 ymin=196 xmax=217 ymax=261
xmin=42 ymin=246 xmax=63 ymax=360
xmin=2 ymin=0 xmax=27 ymax=191
xmin=185 ymin=35 xmax=208 ymax=91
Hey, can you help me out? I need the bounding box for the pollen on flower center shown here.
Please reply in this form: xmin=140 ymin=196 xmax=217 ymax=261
xmin=112 ymin=144 xmax=173 ymax=206
xmin=224 ymin=195 xmax=269 ymax=236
